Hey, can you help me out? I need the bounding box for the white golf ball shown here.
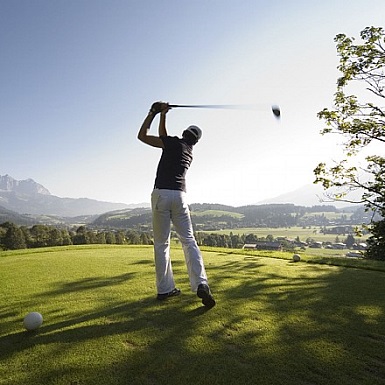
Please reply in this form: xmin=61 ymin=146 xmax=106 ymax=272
xmin=23 ymin=312 xmax=43 ymax=331
xmin=292 ymin=254 xmax=301 ymax=262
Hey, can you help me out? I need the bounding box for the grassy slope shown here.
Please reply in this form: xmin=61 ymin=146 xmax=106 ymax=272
xmin=1 ymin=245 xmax=385 ymax=385
xmin=205 ymin=226 xmax=370 ymax=243
xmin=191 ymin=209 xmax=244 ymax=219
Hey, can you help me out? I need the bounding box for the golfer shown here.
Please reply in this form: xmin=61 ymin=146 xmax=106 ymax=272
xmin=137 ymin=101 xmax=215 ymax=308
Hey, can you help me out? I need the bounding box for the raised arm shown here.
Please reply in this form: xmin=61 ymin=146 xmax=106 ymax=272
xmin=137 ymin=102 xmax=169 ymax=148
xmin=158 ymin=109 xmax=168 ymax=137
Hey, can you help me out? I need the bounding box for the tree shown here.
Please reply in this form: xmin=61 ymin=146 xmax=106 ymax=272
xmin=115 ymin=231 xmax=126 ymax=245
xmin=244 ymin=233 xmax=258 ymax=244
xmin=105 ymin=231 xmax=116 ymax=245
xmin=126 ymin=231 xmax=140 ymax=244
xmin=72 ymin=226 xmax=89 ymax=245
xmin=3 ymin=223 xmax=26 ymax=250
xmin=61 ymin=229 xmax=73 ymax=246
xmin=314 ymin=26 xmax=385 ymax=260
xmin=140 ymin=233 xmax=151 ymax=245
xmin=20 ymin=226 xmax=34 ymax=247
xmin=86 ymin=230 xmax=98 ymax=244
xmin=345 ymin=234 xmax=356 ymax=248
xmin=30 ymin=225 xmax=50 ymax=247
xmin=366 ymin=220 xmax=385 ymax=260
xmin=266 ymin=234 xmax=274 ymax=242
xmin=96 ymin=232 xmax=106 ymax=244
xmin=48 ymin=228 xmax=63 ymax=246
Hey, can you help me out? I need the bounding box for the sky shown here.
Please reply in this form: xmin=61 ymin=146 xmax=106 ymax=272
xmin=1 ymin=0 xmax=384 ymax=207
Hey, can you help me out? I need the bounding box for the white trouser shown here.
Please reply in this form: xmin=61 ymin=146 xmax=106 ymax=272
xmin=151 ymin=188 xmax=208 ymax=294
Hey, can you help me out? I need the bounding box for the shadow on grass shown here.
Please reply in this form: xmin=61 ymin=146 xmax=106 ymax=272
xmin=212 ymin=257 xmax=385 ymax=383
xmin=36 ymin=272 xmax=136 ymax=296
xmin=0 ymin=294 xmax=217 ymax=384
xmin=1 ymin=252 xmax=385 ymax=385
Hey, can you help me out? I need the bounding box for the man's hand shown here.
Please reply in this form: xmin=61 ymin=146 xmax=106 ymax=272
xmin=150 ymin=101 xmax=169 ymax=115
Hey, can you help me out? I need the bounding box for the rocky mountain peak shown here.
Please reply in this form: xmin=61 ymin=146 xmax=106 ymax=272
xmin=0 ymin=174 xmax=51 ymax=195
xmin=0 ymin=174 xmax=132 ymax=216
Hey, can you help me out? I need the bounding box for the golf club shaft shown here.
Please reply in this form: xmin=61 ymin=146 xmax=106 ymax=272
xmin=169 ymin=103 xmax=281 ymax=118
xmin=169 ymin=104 xmax=262 ymax=110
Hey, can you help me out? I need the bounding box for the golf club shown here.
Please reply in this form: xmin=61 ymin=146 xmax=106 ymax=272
xmin=169 ymin=104 xmax=281 ymax=118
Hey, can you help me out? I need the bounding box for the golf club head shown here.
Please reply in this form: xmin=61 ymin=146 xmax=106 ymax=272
xmin=272 ymin=105 xmax=281 ymax=119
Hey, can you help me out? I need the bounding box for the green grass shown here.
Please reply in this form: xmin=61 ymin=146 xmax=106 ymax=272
xmin=301 ymin=211 xmax=353 ymax=220
xmin=191 ymin=209 xmax=244 ymax=219
xmin=1 ymin=245 xmax=385 ymax=385
xmin=205 ymin=226 xmax=369 ymax=243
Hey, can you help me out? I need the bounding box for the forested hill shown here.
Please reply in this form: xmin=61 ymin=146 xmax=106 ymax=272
xmin=91 ymin=203 xmax=370 ymax=230
xmin=0 ymin=205 xmax=36 ymax=226
xmin=1 ymin=201 xmax=374 ymax=229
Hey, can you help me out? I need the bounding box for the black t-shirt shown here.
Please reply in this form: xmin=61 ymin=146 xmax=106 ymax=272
xmin=154 ymin=136 xmax=193 ymax=192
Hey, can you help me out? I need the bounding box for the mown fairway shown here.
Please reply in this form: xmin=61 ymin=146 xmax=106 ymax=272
xmin=1 ymin=245 xmax=385 ymax=385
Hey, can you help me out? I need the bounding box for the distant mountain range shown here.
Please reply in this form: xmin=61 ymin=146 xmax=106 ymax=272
xmin=0 ymin=174 xmax=363 ymax=224
xmin=0 ymin=174 xmax=132 ymax=217
xmin=258 ymin=184 xmax=363 ymax=208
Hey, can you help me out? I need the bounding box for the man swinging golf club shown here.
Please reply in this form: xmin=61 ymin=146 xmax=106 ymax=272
xmin=137 ymin=101 xmax=216 ymax=308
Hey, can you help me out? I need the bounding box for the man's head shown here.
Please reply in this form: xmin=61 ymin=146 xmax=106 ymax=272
xmin=182 ymin=125 xmax=202 ymax=145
